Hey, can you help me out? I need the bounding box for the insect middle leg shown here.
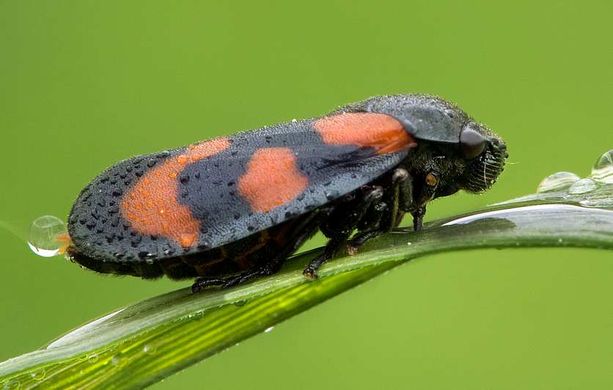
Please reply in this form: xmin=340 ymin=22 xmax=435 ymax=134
xmin=347 ymin=168 xmax=412 ymax=254
xmin=302 ymin=185 xmax=384 ymax=279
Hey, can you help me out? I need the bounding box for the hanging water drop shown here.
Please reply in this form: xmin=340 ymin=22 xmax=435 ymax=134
xmin=590 ymin=149 xmax=613 ymax=184
xmin=27 ymin=215 xmax=68 ymax=258
xmin=536 ymin=171 xmax=580 ymax=193
xmin=568 ymin=178 xmax=598 ymax=195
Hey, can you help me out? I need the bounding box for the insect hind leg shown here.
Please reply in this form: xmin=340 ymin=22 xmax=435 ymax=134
xmin=191 ymin=257 xmax=282 ymax=291
xmin=191 ymin=212 xmax=323 ymax=292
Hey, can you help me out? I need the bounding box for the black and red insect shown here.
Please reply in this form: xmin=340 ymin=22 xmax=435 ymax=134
xmin=66 ymin=94 xmax=507 ymax=292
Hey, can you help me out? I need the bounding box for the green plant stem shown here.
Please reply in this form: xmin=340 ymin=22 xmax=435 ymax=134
xmin=1 ymin=196 xmax=612 ymax=388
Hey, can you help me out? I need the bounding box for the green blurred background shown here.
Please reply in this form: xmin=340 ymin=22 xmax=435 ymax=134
xmin=1 ymin=0 xmax=612 ymax=388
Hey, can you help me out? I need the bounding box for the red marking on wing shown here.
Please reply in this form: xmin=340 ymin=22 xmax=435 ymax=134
xmin=121 ymin=138 xmax=231 ymax=249
xmin=314 ymin=113 xmax=416 ymax=154
xmin=238 ymin=147 xmax=309 ymax=213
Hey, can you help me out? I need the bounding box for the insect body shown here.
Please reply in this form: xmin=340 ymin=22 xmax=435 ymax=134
xmin=66 ymin=95 xmax=507 ymax=291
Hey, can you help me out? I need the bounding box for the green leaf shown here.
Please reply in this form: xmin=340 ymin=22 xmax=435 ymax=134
xmin=1 ymin=152 xmax=612 ymax=389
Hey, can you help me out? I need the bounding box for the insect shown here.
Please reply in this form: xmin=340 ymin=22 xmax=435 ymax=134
xmin=65 ymin=94 xmax=507 ymax=292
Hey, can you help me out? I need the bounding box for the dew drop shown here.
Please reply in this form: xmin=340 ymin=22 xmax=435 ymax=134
xmin=143 ymin=344 xmax=157 ymax=355
xmin=30 ymin=369 xmax=47 ymax=381
xmin=536 ymin=171 xmax=580 ymax=193
xmin=28 ymin=215 xmax=67 ymax=258
xmin=30 ymin=369 xmax=46 ymax=381
xmin=87 ymin=353 xmax=99 ymax=363
xmin=590 ymin=149 xmax=613 ymax=184
xmin=177 ymin=155 xmax=189 ymax=165
xmin=324 ymin=191 xmax=338 ymax=200
xmin=111 ymin=355 xmax=122 ymax=366
xmin=568 ymin=178 xmax=598 ymax=195
xmin=2 ymin=379 xmax=20 ymax=390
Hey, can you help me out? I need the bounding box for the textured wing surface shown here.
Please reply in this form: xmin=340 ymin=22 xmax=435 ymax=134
xmin=68 ymin=114 xmax=415 ymax=262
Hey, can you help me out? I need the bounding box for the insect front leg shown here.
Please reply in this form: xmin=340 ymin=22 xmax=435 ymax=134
xmin=303 ymin=185 xmax=384 ymax=279
xmin=394 ymin=163 xmax=445 ymax=232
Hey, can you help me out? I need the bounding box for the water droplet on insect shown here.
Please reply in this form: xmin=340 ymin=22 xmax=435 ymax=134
xmin=324 ymin=191 xmax=337 ymax=200
xmin=536 ymin=171 xmax=580 ymax=193
xmin=264 ymin=326 xmax=274 ymax=333
xmin=590 ymin=149 xmax=613 ymax=184
xmin=28 ymin=215 xmax=67 ymax=258
xmin=568 ymin=178 xmax=598 ymax=195
xmin=177 ymin=155 xmax=189 ymax=165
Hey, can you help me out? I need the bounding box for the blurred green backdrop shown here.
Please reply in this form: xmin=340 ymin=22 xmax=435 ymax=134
xmin=1 ymin=0 xmax=612 ymax=388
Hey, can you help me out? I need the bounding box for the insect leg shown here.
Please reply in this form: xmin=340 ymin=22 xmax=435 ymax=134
xmin=345 ymin=201 xmax=388 ymax=255
xmin=192 ymin=212 xmax=323 ymax=292
xmin=394 ymin=167 xmax=428 ymax=231
xmin=303 ymin=186 xmax=384 ymax=279
xmin=388 ymin=167 xmax=412 ymax=229
xmin=411 ymin=206 xmax=426 ymax=231
xmin=347 ymin=168 xmax=410 ymax=254
xmin=192 ymin=253 xmax=281 ymax=291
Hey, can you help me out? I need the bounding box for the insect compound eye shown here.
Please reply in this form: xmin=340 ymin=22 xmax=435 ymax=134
xmin=459 ymin=123 xmax=487 ymax=160
xmin=425 ymin=172 xmax=439 ymax=187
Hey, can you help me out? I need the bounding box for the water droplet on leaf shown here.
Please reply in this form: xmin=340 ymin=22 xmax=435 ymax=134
xmin=536 ymin=172 xmax=580 ymax=193
xmin=2 ymin=379 xmax=20 ymax=390
xmin=590 ymin=149 xmax=613 ymax=184
xmin=143 ymin=344 xmax=157 ymax=355
xmin=30 ymin=369 xmax=46 ymax=381
xmin=568 ymin=178 xmax=598 ymax=195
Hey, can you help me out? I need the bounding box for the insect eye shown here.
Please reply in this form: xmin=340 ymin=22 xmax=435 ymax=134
xmin=425 ymin=172 xmax=439 ymax=187
xmin=460 ymin=124 xmax=486 ymax=159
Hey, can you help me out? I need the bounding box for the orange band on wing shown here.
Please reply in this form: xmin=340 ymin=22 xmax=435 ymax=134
xmin=238 ymin=147 xmax=309 ymax=213
xmin=121 ymin=138 xmax=231 ymax=249
xmin=314 ymin=113 xmax=416 ymax=154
